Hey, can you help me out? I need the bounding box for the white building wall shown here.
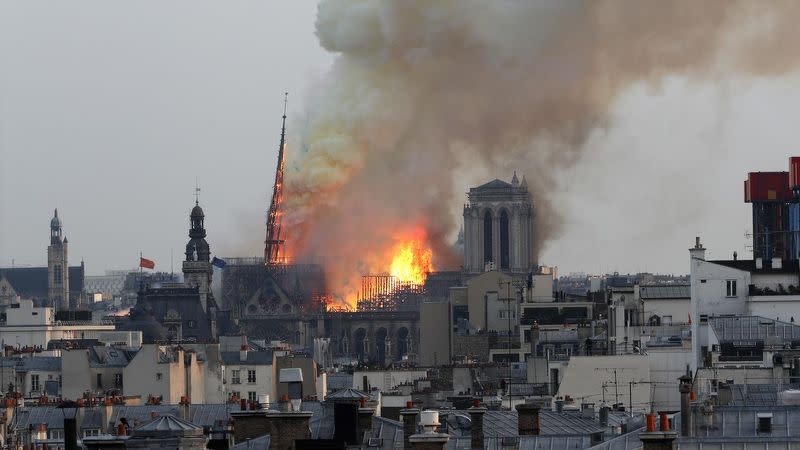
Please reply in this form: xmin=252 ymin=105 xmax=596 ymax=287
xmin=648 ymin=348 xmax=692 ymax=411
xmin=555 ymin=355 xmax=650 ymax=413
xmin=643 ymin=299 xmax=690 ymax=325
xmin=225 ymin=363 xmax=274 ymax=403
xmin=748 ymin=296 xmax=800 ymax=322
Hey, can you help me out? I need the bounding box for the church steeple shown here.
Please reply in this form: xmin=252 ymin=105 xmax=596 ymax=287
xmin=48 ymin=208 xmax=70 ymax=310
xmin=50 ymin=209 xmax=63 ymax=245
xmin=182 ymin=199 xmax=214 ymax=313
xmin=185 ymin=201 xmax=210 ymax=262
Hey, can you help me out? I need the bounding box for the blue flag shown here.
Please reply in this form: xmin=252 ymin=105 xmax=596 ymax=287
xmin=211 ymin=257 xmax=227 ymax=268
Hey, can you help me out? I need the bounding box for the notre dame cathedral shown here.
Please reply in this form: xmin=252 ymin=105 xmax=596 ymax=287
xmin=462 ymin=173 xmax=536 ymax=274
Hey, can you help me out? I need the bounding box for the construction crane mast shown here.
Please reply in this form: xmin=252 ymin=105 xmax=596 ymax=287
xmin=265 ymin=93 xmax=288 ymax=264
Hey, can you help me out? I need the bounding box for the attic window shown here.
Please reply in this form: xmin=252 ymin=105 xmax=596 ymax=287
xmin=757 ymin=412 xmax=773 ymax=433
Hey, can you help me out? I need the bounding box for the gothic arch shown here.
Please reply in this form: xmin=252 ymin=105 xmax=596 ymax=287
xmin=397 ymin=327 xmax=409 ymax=360
xmin=499 ymin=208 xmax=511 ymax=270
xmin=483 ymin=209 xmax=493 ymax=264
xmin=376 ymin=327 xmax=388 ymax=365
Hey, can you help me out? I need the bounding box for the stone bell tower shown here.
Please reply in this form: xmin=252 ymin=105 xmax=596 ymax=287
xmin=47 ymin=209 xmax=70 ymax=310
xmin=182 ymin=200 xmax=214 ymax=312
xmin=463 ymin=173 xmax=535 ymax=274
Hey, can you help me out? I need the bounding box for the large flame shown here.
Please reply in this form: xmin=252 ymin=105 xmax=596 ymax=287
xmin=390 ymin=239 xmax=433 ymax=285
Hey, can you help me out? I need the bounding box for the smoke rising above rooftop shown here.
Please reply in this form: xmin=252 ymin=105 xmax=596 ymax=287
xmin=282 ymin=0 xmax=800 ymax=301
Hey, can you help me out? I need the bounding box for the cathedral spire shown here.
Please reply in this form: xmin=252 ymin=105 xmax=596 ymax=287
xmin=265 ymin=92 xmax=288 ymax=264
xmin=511 ymin=171 xmax=519 ymax=186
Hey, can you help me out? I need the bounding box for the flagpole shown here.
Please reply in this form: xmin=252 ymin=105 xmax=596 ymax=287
xmin=139 ymin=251 xmax=143 ymax=292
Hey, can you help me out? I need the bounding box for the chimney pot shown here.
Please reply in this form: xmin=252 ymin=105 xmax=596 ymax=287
xmin=659 ymin=411 xmax=669 ymax=431
xmin=646 ymin=414 xmax=655 ymax=432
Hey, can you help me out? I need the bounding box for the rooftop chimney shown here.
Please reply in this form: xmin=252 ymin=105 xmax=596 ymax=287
xmin=468 ymin=400 xmax=487 ymax=449
xmin=599 ymin=404 xmax=610 ymax=427
xmin=689 ymin=237 xmax=706 ymax=261
xmin=409 ymin=410 xmax=449 ymax=450
xmin=679 ymin=374 xmax=694 ymax=437
xmin=400 ymin=403 xmax=419 ymax=450
xmin=240 ymin=344 xmax=249 ymax=363
xmin=516 ymin=401 xmax=542 ymax=436
xmin=357 ymin=397 xmax=375 ymax=444
xmin=639 ymin=411 xmax=677 ymax=450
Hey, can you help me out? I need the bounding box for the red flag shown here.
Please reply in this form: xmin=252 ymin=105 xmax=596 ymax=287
xmin=139 ymin=257 xmax=155 ymax=269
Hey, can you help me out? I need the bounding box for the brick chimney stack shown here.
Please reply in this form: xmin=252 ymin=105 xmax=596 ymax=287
xmin=400 ymin=402 xmax=419 ymax=450
xmin=467 ymin=400 xmax=487 ymax=449
xmin=516 ymin=400 xmax=542 ymax=436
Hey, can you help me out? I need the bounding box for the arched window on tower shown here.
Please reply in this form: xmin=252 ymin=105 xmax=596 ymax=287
xmin=500 ymin=210 xmax=510 ymax=269
xmin=483 ymin=211 xmax=493 ymax=263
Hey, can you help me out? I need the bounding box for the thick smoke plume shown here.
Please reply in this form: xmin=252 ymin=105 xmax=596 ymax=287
xmin=283 ymin=0 xmax=800 ymax=303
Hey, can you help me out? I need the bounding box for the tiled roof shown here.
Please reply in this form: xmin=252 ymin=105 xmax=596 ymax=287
xmin=639 ymin=285 xmax=690 ymax=300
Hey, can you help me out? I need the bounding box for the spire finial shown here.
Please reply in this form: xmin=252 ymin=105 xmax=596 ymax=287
xmin=194 ymin=177 xmax=201 ymax=206
xmin=280 ymin=92 xmax=288 ymax=144
xmin=511 ymin=171 xmax=519 ymax=186
xmin=54 ymin=208 xmax=58 ymax=218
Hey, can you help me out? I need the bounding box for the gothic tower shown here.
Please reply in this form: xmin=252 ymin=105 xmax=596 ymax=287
xmin=47 ymin=209 xmax=70 ymax=310
xmin=463 ymin=173 xmax=535 ymax=274
xmin=182 ymin=201 xmax=213 ymax=312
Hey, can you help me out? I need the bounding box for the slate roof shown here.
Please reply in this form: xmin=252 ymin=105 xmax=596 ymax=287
xmin=302 ymin=401 xmax=332 ymax=439
xmin=478 ymin=410 xmax=606 ymax=437
xmin=674 ymin=405 xmax=800 ymax=440
xmin=326 ymin=388 xmax=370 ymax=401
xmin=88 ymin=346 xmax=136 ymax=368
xmin=709 ymin=316 xmax=800 ymax=343
xmin=0 ymin=266 xmax=84 ymax=301
xmin=327 ymin=372 xmax=353 ymax=391
xmin=445 ymin=435 xmax=593 ymax=449
xmin=109 ymin=404 xmax=238 ymax=431
xmin=15 ymin=356 xmax=61 ymax=372
xmin=709 ymin=259 xmax=800 ymax=274
xmin=639 ymin=285 xmax=690 ymax=300
xmin=221 ymin=350 xmax=273 ymax=366
xmin=230 ymin=434 xmax=271 ymax=449
xmin=12 ymin=406 xmax=104 ymax=431
xmin=367 ymin=416 xmax=403 ymax=450
xmin=729 ymin=384 xmax=780 ymax=407
xmin=134 ymin=414 xmax=203 ymax=437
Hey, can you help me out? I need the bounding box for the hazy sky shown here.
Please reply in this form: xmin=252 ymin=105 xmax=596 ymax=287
xmin=1 ymin=2 xmax=799 ymax=276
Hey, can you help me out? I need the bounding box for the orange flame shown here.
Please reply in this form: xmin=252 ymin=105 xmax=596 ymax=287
xmin=390 ymin=239 xmax=433 ymax=285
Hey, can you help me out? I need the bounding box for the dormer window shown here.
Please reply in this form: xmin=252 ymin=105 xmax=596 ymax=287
xmin=757 ymin=412 xmax=773 ymax=433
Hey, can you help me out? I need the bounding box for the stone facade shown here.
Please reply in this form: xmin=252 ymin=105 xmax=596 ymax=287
xmin=182 ymin=202 xmax=213 ymax=313
xmin=463 ymin=174 xmax=535 ymax=274
xmin=47 ymin=209 xmax=70 ymax=310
